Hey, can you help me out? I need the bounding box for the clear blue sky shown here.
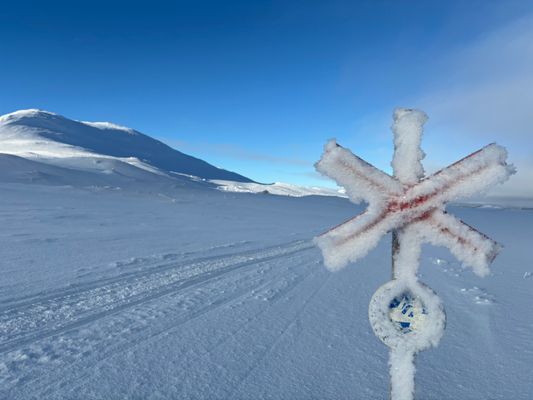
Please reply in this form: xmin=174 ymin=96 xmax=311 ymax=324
xmin=1 ymin=1 xmax=532 ymax=196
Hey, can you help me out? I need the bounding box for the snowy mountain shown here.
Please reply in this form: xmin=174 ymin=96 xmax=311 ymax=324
xmin=3 ymin=109 xmax=523 ymax=204
xmin=0 ymin=109 xmax=345 ymax=198
xmin=0 ymin=109 xmax=252 ymax=184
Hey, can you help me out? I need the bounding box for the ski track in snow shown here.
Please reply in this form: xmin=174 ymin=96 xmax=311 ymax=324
xmin=63 ymin=254 xmax=326 ymax=400
xmin=0 ymin=239 xmax=321 ymax=397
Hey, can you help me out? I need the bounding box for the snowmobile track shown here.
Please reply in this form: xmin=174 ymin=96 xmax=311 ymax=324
xmin=2 ymin=244 xmax=320 ymax=398
xmin=37 ymin=257 xmax=321 ymax=398
xmin=0 ymin=239 xmax=310 ymax=311
xmin=0 ymin=240 xmax=314 ymax=355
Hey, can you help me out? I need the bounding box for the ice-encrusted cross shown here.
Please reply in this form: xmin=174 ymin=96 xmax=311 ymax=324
xmin=314 ymin=109 xmax=514 ymax=279
xmin=314 ymin=108 xmax=514 ymax=400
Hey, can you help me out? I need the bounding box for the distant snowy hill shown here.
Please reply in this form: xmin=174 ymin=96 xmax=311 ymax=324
xmin=213 ymin=179 xmax=346 ymax=198
xmin=0 ymin=109 xmax=347 ymax=198
xmin=0 ymin=109 xmax=252 ymax=183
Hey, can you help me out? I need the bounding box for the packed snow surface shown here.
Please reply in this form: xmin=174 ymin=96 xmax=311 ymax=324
xmin=0 ymin=181 xmax=531 ymax=399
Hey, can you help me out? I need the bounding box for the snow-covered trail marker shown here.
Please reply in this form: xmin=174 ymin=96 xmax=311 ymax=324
xmin=313 ymin=108 xmax=515 ymax=400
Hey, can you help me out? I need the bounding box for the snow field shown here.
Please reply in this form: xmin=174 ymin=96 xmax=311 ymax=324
xmin=0 ymin=183 xmax=531 ymax=399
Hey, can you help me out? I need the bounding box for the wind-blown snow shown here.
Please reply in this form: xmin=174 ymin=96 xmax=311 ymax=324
xmin=80 ymin=121 xmax=138 ymax=134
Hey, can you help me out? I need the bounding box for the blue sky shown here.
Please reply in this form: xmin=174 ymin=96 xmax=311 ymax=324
xmin=1 ymin=1 xmax=532 ymax=196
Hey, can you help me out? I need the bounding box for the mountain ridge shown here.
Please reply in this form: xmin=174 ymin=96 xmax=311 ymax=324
xmin=0 ymin=109 xmax=253 ymax=183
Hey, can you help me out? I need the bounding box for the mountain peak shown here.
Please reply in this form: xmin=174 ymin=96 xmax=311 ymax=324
xmin=0 ymin=109 xmax=253 ymax=183
xmin=0 ymin=109 xmax=140 ymax=137
xmin=0 ymin=109 xmax=63 ymax=123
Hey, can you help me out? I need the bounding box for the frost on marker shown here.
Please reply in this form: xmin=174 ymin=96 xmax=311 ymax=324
xmin=313 ymin=108 xmax=515 ymax=400
xmin=314 ymin=140 xmax=514 ymax=274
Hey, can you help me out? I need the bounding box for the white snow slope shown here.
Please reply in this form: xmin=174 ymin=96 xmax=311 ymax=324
xmin=0 ymin=181 xmax=531 ymax=399
xmin=212 ymin=179 xmax=346 ymax=198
